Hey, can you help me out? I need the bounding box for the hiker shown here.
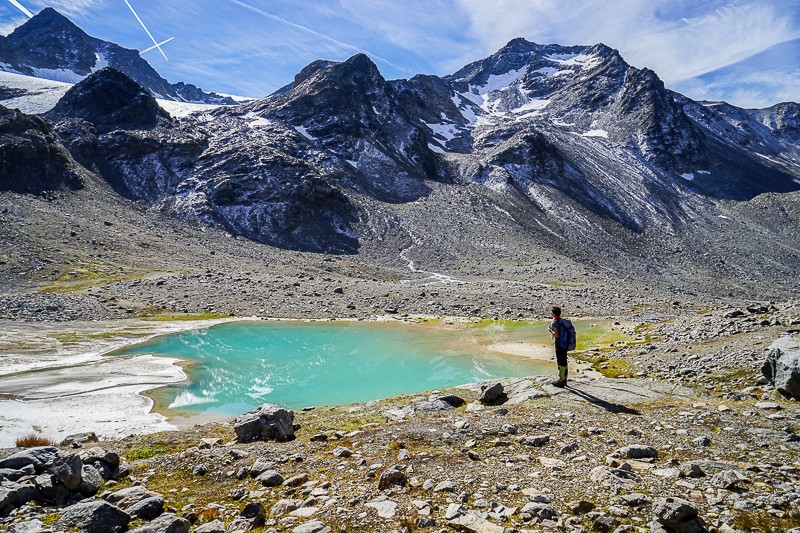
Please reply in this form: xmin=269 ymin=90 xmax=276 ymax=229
xmin=548 ymin=306 xmax=575 ymax=387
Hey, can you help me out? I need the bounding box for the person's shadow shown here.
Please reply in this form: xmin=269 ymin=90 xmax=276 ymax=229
xmin=562 ymin=384 xmax=641 ymax=415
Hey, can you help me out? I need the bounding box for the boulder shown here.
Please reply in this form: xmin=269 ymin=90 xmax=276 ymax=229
xmin=761 ymin=337 xmax=800 ymax=398
xmin=0 ymin=486 xmax=18 ymax=512
xmin=127 ymin=495 xmax=165 ymax=520
xmin=129 ymin=513 xmax=189 ymax=533
xmin=448 ymin=512 xmax=504 ymax=533
xmin=233 ymin=403 xmax=295 ymax=442
xmin=520 ymin=502 xmax=559 ymax=522
xmin=378 ymin=465 xmax=407 ymax=490
xmin=106 ymin=485 xmax=164 ymax=510
xmin=5 ymin=519 xmax=44 ymax=533
xmin=256 ymin=469 xmax=284 ymax=487
xmin=589 ymin=466 xmax=639 ymax=490
xmin=478 ymin=383 xmax=504 ymax=404
xmin=61 ymin=432 xmax=99 ymax=447
xmin=0 ymin=447 xmax=61 ymax=472
xmin=81 ymin=447 xmax=120 ymax=469
xmin=51 ymin=453 xmax=83 ymax=490
xmin=616 ymin=444 xmax=658 ymax=460
xmin=194 ymin=520 xmax=226 ymax=533
xmin=79 ymin=463 xmax=105 ymax=494
xmin=227 ymin=502 xmax=266 ymax=532
xmin=55 ymin=500 xmax=131 ymax=533
xmin=651 ymin=497 xmax=707 ymax=533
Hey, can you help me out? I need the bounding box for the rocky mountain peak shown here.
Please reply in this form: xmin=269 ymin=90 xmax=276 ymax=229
xmin=46 ymin=67 xmax=169 ymax=133
xmin=9 ymin=7 xmax=75 ymax=37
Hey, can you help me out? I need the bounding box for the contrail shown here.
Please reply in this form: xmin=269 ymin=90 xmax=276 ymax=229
xmin=228 ymin=0 xmax=411 ymax=74
xmin=123 ymin=0 xmax=168 ymax=61
xmin=7 ymin=0 xmax=33 ymax=18
xmin=141 ymin=36 xmax=175 ymax=54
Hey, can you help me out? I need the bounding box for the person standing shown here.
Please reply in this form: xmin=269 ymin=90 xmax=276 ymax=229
xmin=548 ymin=306 xmax=569 ymax=387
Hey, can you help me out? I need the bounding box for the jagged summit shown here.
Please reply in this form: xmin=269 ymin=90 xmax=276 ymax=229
xmin=0 ymin=8 xmax=235 ymax=104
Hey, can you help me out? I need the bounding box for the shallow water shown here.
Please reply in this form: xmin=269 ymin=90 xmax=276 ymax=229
xmin=115 ymin=320 xmax=554 ymax=416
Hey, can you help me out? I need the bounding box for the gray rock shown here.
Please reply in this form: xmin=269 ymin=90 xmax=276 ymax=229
xmin=80 ymin=447 xmax=120 ymax=469
xmin=761 ymin=337 xmax=800 ymax=398
xmin=79 ymin=463 xmax=105 ymax=494
xmin=107 ymin=485 xmax=164 ymax=509
xmin=271 ymin=498 xmax=303 ymax=516
xmin=284 ymin=473 xmax=309 ymax=487
xmin=651 ymin=497 xmax=707 ymax=533
xmin=479 ymin=383 xmax=504 ymax=404
xmin=710 ymin=470 xmax=749 ymax=490
xmin=433 ymin=480 xmax=455 ymax=492
xmin=593 ymin=514 xmax=620 ymax=532
xmin=293 ymin=521 xmax=331 ymax=533
xmin=0 ymin=466 xmax=32 ymax=482
xmin=35 ymin=472 xmax=70 ymax=504
xmin=378 ymin=465 xmax=407 ymax=490
xmin=194 ymin=520 xmax=226 ymax=533
xmin=416 ymin=399 xmax=457 ymax=414
xmin=589 ymin=466 xmax=639 ymax=489
xmin=617 ymin=444 xmax=658 ymax=460
xmin=127 ymin=495 xmax=165 ymax=520
xmin=55 ymin=500 xmax=131 ymax=533
xmin=255 ymin=469 xmax=284 ymax=487
xmin=5 ymin=519 xmax=44 ymax=533
xmin=679 ymin=463 xmax=705 ymax=479
xmin=520 ymin=502 xmax=559 ymax=521
xmin=0 ymin=446 xmax=61 ymax=472
xmin=51 ymin=453 xmax=83 ymax=490
xmin=227 ymin=502 xmax=266 ymax=532
xmin=193 ymin=464 xmax=208 ymax=476
xmin=249 ymin=458 xmax=274 ymax=477
xmin=448 ymin=512 xmax=504 ymax=533
xmin=0 ymin=486 xmax=18 ymax=511
xmin=692 ymin=436 xmax=711 ymax=447
xmin=129 ymin=513 xmax=189 ymax=533
xmin=523 ymin=435 xmax=550 ymax=446
xmin=619 ymin=493 xmax=649 ymax=506
xmin=233 ymin=403 xmax=295 ymax=442
xmin=61 ymin=432 xmax=99 ymax=447
xmin=331 ymin=446 xmax=352 ymax=458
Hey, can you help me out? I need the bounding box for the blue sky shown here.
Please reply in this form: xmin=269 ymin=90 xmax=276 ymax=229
xmin=0 ymin=0 xmax=798 ymax=108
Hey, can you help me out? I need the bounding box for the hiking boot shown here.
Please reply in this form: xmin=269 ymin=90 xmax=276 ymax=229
xmin=550 ymin=379 xmax=566 ymax=388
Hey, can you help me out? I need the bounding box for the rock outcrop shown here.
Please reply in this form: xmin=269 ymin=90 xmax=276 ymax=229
xmin=761 ymin=336 xmax=800 ymax=398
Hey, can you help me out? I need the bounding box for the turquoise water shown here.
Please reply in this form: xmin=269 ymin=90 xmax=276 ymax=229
xmin=115 ymin=320 xmax=551 ymax=416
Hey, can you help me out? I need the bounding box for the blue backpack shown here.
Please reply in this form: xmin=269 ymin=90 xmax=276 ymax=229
xmin=557 ymin=319 xmax=577 ymax=351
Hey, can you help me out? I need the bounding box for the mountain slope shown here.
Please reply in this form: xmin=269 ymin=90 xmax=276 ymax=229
xmin=3 ymin=39 xmax=799 ymax=296
xmin=0 ymin=8 xmax=235 ymax=105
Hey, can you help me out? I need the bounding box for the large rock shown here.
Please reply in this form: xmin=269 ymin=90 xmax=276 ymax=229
xmin=233 ymin=403 xmax=295 ymax=443
xmin=61 ymin=432 xmax=99 ymax=447
xmin=478 ymin=383 xmax=505 ymax=404
xmin=227 ymin=502 xmax=266 ymax=532
xmin=761 ymin=337 xmax=800 ymax=398
xmin=448 ymin=512 xmax=504 ymax=533
xmin=79 ymin=464 xmax=105 ymax=495
xmin=651 ymin=497 xmax=707 ymax=533
xmin=128 ymin=513 xmax=189 ymax=533
xmin=106 ymin=485 xmax=164 ymax=510
xmin=55 ymin=500 xmax=131 ymax=533
xmin=127 ymin=495 xmax=165 ymax=520
xmin=51 ymin=453 xmax=83 ymax=490
xmin=377 ymin=465 xmax=407 ymax=490
xmin=0 ymin=486 xmax=18 ymax=512
xmin=0 ymin=447 xmax=61 ymax=472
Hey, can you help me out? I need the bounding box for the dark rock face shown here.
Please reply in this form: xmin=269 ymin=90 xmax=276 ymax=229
xmin=0 ymin=8 xmax=235 ymax=104
xmin=762 ymin=337 xmax=800 ymax=399
xmin=47 ymin=68 xmax=169 ymax=133
xmin=0 ymin=105 xmax=83 ymax=194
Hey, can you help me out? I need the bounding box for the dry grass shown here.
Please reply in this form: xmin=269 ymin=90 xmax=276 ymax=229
xmin=16 ymin=434 xmax=58 ymax=447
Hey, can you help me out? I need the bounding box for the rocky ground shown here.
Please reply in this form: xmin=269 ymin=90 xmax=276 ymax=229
xmin=0 ymin=301 xmax=799 ymax=532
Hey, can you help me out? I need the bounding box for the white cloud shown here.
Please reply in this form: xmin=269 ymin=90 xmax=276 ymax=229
xmin=0 ymin=16 xmax=26 ymax=35
xmin=28 ymin=0 xmax=106 ymax=17
xmin=454 ymin=0 xmax=800 ymax=84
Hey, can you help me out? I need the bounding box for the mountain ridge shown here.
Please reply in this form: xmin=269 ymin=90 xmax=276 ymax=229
xmin=0 ymin=7 xmax=236 ymax=105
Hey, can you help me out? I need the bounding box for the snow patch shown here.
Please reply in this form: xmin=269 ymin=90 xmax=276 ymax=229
xmin=547 ymin=53 xmax=602 ymax=69
xmin=295 ymin=125 xmax=315 ymax=140
xmin=425 ymin=121 xmax=459 ymax=142
xmin=551 ymin=119 xmax=575 ymax=127
xmin=794 ymin=178 xmax=800 ymax=186
xmin=533 ymin=67 xmax=558 ymax=76
xmin=428 ymin=142 xmax=445 ymax=154
xmin=582 ymin=129 xmax=609 ymax=138
xmin=512 ymin=98 xmax=550 ymax=113
xmin=0 ymin=71 xmax=72 ymax=113
xmin=244 ymin=111 xmax=272 ymax=127
xmin=680 ymin=173 xmax=695 ymax=181
xmin=697 ymin=170 xmax=711 ymax=175
xmin=157 ymin=99 xmax=221 ymax=118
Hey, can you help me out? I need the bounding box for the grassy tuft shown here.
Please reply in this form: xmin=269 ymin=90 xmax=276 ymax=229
xmin=126 ymin=445 xmax=172 ymax=461
xmin=16 ymin=434 xmax=58 ymax=447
